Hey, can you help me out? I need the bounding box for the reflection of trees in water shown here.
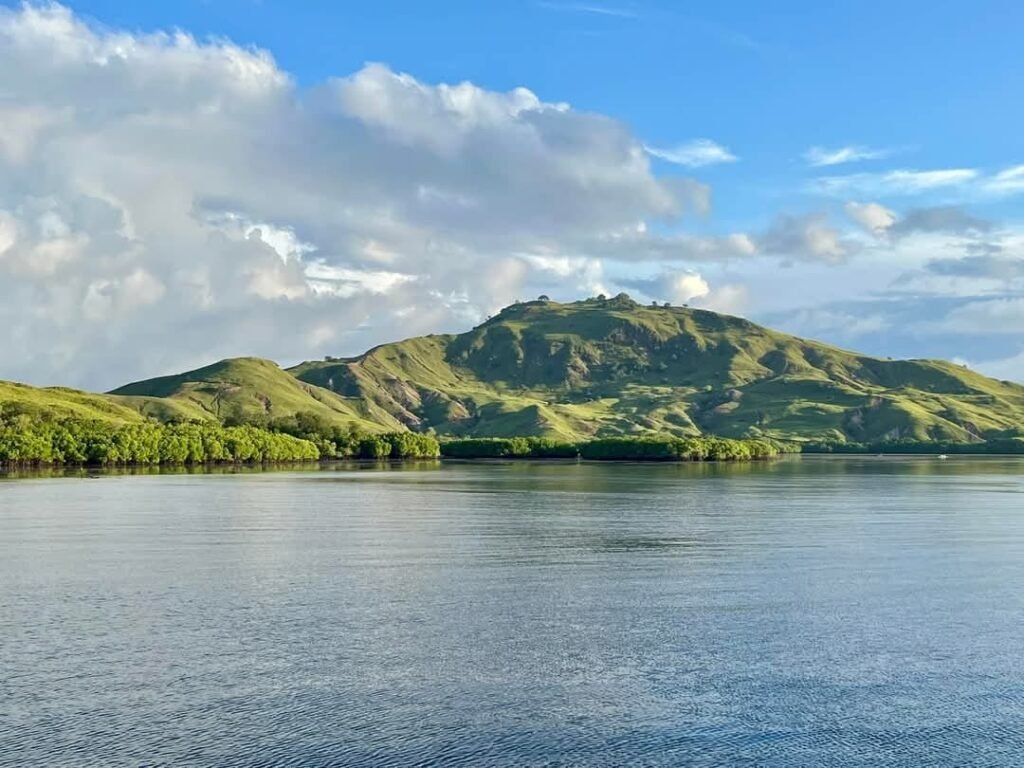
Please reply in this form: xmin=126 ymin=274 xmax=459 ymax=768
xmin=4 ymin=453 xmax=1022 ymax=484
xmin=0 ymin=458 xmax=446 ymax=481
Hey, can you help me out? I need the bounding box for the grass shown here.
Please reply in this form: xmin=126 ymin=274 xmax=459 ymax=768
xmin=111 ymin=357 xmax=391 ymax=432
xmin=0 ymin=381 xmax=149 ymax=425
xmin=4 ymin=296 xmax=1023 ymax=444
xmin=291 ymin=297 xmax=1024 ymax=443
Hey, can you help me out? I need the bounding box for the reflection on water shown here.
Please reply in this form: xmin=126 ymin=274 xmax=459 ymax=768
xmin=0 ymin=459 xmax=445 ymax=481
xmin=2 ymin=458 xmax=1023 ymax=766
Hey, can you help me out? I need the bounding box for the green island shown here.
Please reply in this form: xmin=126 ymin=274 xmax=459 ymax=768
xmin=3 ymin=296 xmax=1023 ymax=466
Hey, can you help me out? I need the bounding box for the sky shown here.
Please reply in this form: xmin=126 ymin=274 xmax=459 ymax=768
xmin=1 ymin=0 xmax=1023 ymax=390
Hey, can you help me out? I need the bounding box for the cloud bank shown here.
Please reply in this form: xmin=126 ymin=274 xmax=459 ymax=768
xmin=1 ymin=3 xmax=1022 ymax=388
xmin=0 ymin=3 xmax=724 ymax=388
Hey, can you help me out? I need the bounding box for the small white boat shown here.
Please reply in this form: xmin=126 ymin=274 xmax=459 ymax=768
xmin=937 ymin=454 xmax=949 ymax=460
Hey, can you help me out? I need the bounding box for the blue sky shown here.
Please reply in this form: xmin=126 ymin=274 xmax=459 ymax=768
xmin=0 ymin=1 xmax=1022 ymax=388
xmin=27 ymin=0 xmax=1024 ymax=228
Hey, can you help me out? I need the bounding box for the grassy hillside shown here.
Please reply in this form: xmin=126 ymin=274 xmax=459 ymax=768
xmin=110 ymin=357 xmax=396 ymax=432
xmin=291 ymin=295 xmax=1024 ymax=443
xmin=0 ymin=380 xmax=151 ymax=425
xmin=0 ymin=380 xmax=223 ymax=426
xmin=6 ymin=296 xmax=1022 ymax=444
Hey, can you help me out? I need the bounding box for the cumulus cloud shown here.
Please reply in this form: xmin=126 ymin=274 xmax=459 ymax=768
xmin=804 ymin=145 xmax=889 ymax=167
xmin=698 ymin=283 xmax=749 ymax=315
xmin=844 ymin=201 xmax=896 ymax=234
xmin=758 ymin=213 xmax=850 ymax=264
xmin=0 ymin=3 xmax=723 ymax=389
xmin=846 ymin=203 xmax=994 ymax=241
xmin=619 ymin=270 xmax=708 ymax=304
xmin=617 ymin=269 xmax=748 ymax=315
xmin=3 ymin=3 xmax=1017 ymax=392
xmin=644 ymin=139 xmax=738 ymax=167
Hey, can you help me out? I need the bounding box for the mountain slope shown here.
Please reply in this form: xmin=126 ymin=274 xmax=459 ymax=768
xmin=290 ymin=295 xmax=1024 ymax=443
xmin=110 ymin=357 xmax=399 ymax=431
xmin=0 ymin=380 xmax=152 ymax=425
xmin=7 ymin=296 xmax=1022 ymax=444
xmin=0 ymin=378 xmax=219 ymax=425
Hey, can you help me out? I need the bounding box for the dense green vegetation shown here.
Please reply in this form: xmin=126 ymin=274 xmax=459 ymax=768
xmin=3 ymin=297 xmax=1023 ymax=447
xmin=802 ymin=438 xmax=1024 ymax=455
xmin=0 ymin=418 xmax=320 ymax=466
xmin=441 ymin=437 xmax=579 ymax=459
xmin=578 ymin=437 xmax=782 ymax=461
xmin=0 ymin=408 xmax=443 ymax=467
xmin=440 ymin=436 xmax=781 ymax=461
xmin=259 ymin=412 xmax=440 ymax=459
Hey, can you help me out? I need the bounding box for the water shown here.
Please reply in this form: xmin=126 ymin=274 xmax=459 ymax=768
xmin=2 ymin=458 xmax=1023 ymax=766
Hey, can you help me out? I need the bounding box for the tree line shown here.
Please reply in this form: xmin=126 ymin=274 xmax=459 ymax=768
xmin=439 ymin=436 xmax=783 ymax=461
xmin=0 ymin=405 xmax=817 ymax=467
xmin=0 ymin=419 xmax=320 ymax=466
xmin=253 ymin=413 xmax=441 ymax=460
xmin=801 ymin=438 xmax=1024 ymax=455
xmin=0 ymin=411 xmax=440 ymax=467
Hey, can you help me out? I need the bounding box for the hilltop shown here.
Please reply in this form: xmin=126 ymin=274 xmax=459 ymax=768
xmin=0 ymin=378 xmax=216 ymax=425
xmin=3 ymin=295 xmax=1023 ymax=445
xmin=110 ymin=357 xmax=397 ymax=432
xmin=290 ymin=295 xmax=1024 ymax=443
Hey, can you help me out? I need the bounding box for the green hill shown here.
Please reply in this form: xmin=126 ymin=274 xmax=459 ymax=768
xmin=289 ymin=295 xmax=1024 ymax=443
xmin=109 ymin=357 xmax=396 ymax=432
xmin=4 ymin=296 xmax=1023 ymax=444
xmin=0 ymin=378 xmax=214 ymax=425
xmin=0 ymin=380 xmax=151 ymax=424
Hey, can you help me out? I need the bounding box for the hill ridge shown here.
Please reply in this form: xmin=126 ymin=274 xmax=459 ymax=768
xmin=289 ymin=296 xmax=1024 ymax=443
xmin=4 ymin=296 xmax=1023 ymax=443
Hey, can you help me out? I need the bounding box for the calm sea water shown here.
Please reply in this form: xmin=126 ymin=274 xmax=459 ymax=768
xmin=2 ymin=458 xmax=1023 ymax=767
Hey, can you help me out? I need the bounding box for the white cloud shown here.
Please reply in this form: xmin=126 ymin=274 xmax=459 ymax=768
xmin=779 ymin=307 xmax=890 ymax=340
xmin=818 ymin=165 xmax=1024 ymax=200
xmin=0 ymin=211 xmax=18 ymax=256
xmin=697 ymin=283 xmax=749 ymax=315
xmin=804 ymin=145 xmax=888 ymax=167
xmin=666 ymin=272 xmax=711 ymax=303
xmin=846 ymin=203 xmax=992 ymax=240
xmin=759 ymin=213 xmax=850 ymax=264
xmin=938 ymin=298 xmax=1024 ymax=334
xmin=0 ymin=3 xmax=717 ymax=389
xmin=888 ymin=206 xmax=992 ymax=237
xmin=2 ymin=3 xmax=1015 ymax=392
xmin=844 ymin=201 xmax=896 ymax=234
xmin=581 ymin=230 xmax=757 ymax=263
xmin=974 ymin=349 xmax=1024 ymax=383
xmin=883 ymin=228 xmax=1024 ymax=296
xmin=812 ymin=168 xmax=979 ymax=196
xmin=984 ymin=165 xmax=1024 ymax=195
xmin=645 ymin=139 xmax=738 ymax=168
xmin=616 ymin=269 xmax=749 ymax=315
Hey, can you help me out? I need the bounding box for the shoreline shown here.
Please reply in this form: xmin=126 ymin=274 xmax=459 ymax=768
xmin=5 ymin=451 xmax=1023 ymax=477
